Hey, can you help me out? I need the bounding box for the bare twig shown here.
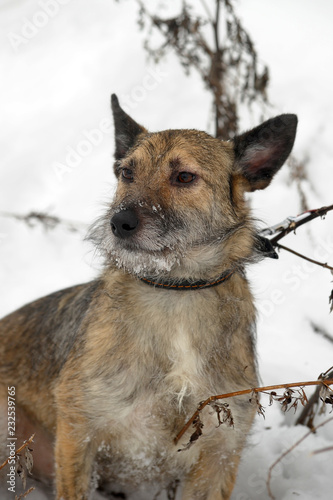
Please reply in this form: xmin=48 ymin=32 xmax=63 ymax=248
xmin=0 ymin=211 xmax=86 ymax=233
xmin=276 ymin=242 xmax=333 ymax=272
xmin=15 ymin=486 xmax=35 ymax=500
xmin=311 ymin=445 xmax=333 ymax=455
xmin=310 ymin=322 xmax=333 ymax=345
xmin=267 ymin=416 xmax=333 ymax=499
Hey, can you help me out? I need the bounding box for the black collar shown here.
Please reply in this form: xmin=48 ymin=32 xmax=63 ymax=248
xmin=138 ymin=269 xmax=235 ymax=291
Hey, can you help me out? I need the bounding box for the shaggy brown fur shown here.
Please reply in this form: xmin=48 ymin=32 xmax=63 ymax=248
xmin=0 ymin=95 xmax=297 ymax=500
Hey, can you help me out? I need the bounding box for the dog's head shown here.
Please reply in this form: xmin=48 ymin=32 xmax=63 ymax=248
xmin=90 ymin=95 xmax=297 ymax=279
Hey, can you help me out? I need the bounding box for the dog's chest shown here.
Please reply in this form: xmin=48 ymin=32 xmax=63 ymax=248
xmin=83 ymin=284 xmax=252 ymax=486
xmin=86 ymin=288 xmax=224 ymax=427
xmin=123 ymin=289 xmax=219 ymax=389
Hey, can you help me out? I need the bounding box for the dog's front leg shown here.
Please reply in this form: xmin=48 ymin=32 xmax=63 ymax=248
xmin=181 ymin=447 xmax=241 ymax=500
xmin=55 ymin=414 xmax=95 ymax=500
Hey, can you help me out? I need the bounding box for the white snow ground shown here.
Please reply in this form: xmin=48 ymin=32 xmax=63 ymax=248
xmin=1 ymin=0 xmax=333 ymax=499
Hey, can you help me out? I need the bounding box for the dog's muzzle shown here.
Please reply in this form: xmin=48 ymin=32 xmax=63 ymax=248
xmin=110 ymin=209 xmax=139 ymax=239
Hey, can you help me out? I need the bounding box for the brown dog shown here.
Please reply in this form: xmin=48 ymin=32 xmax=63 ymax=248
xmin=0 ymin=96 xmax=297 ymax=500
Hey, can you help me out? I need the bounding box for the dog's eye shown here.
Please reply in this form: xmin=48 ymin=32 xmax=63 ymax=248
xmin=177 ymin=172 xmax=196 ymax=184
xmin=122 ymin=168 xmax=134 ymax=182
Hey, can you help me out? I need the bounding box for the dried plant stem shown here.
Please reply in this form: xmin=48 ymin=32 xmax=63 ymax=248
xmin=267 ymin=416 xmax=333 ymax=500
xmin=295 ymin=384 xmax=321 ymax=429
xmin=0 ymin=211 xmax=86 ymax=233
xmin=296 ymin=367 xmax=333 ymax=429
xmin=311 ymin=445 xmax=333 ymax=455
xmin=135 ymin=0 xmax=268 ymax=138
xmin=0 ymin=434 xmax=35 ymax=471
xmin=310 ymin=322 xmax=333 ymax=344
xmin=174 ymin=380 xmax=333 ymax=445
xmin=15 ymin=486 xmax=35 ymax=500
xmin=276 ymin=242 xmax=333 ymax=271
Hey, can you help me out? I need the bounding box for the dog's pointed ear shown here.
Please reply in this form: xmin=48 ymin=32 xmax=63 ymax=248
xmin=111 ymin=94 xmax=147 ymax=160
xmin=233 ymin=114 xmax=297 ymax=191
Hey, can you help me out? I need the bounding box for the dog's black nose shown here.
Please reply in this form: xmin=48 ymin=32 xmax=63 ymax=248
xmin=110 ymin=209 xmax=139 ymax=239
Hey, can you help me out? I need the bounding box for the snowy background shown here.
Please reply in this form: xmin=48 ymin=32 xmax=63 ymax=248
xmin=1 ymin=0 xmax=333 ymax=498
